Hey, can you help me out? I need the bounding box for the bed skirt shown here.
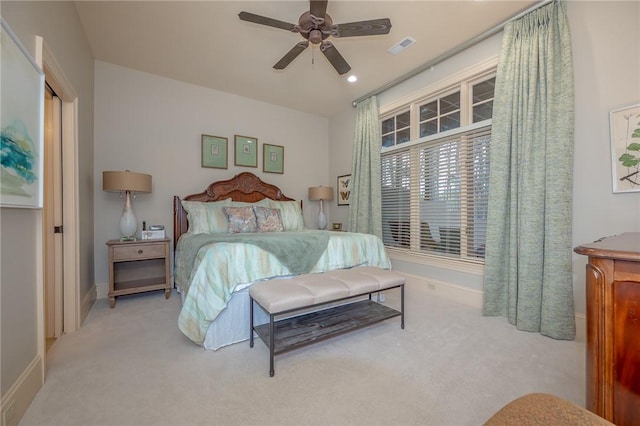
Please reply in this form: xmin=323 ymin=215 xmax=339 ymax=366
xmin=179 ymin=286 xmax=270 ymax=350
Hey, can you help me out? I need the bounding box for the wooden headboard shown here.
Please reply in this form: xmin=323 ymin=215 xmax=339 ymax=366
xmin=173 ymin=172 xmax=296 ymax=247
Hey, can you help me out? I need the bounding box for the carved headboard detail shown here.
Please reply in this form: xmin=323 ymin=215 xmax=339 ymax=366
xmin=173 ymin=172 xmax=296 ymax=247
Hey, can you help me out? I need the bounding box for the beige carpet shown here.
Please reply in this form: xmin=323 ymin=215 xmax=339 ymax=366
xmin=20 ymin=281 xmax=585 ymax=426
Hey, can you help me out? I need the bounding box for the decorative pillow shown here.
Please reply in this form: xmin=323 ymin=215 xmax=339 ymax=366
xmin=181 ymin=199 xmax=231 ymax=234
xmin=267 ymin=200 xmax=304 ymax=230
xmin=223 ymin=206 xmax=258 ymax=234
xmin=253 ymin=206 xmax=284 ymax=232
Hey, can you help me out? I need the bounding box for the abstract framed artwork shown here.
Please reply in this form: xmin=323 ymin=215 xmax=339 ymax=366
xmin=201 ymin=134 xmax=228 ymax=169
xmin=1 ymin=19 xmax=45 ymax=208
xmin=337 ymin=174 xmax=351 ymax=206
xmin=234 ymin=135 xmax=258 ymax=168
xmin=263 ymin=143 xmax=284 ymax=174
xmin=609 ymin=103 xmax=640 ymax=193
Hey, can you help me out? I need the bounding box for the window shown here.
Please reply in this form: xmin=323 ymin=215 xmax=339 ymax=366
xmin=382 ymin=110 xmax=411 ymax=148
xmin=472 ymin=77 xmax=495 ymax=123
xmin=381 ymin=72 xmax=495 ymax=263
xmin=419 ymin=90 xmax=461 ymax=137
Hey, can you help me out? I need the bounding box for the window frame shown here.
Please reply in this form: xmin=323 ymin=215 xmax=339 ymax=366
xmin=379 ymin=57 xmax=498 ymax=273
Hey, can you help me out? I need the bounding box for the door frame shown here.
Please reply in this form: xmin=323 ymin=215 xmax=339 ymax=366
xmin=36 ymin=37 xmax=81 ymax=344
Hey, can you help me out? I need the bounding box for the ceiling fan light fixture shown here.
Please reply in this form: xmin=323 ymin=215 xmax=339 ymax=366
xmin=309 ymin=29 xmax=323 ymax=44
xmin=347 ymin=75 xmax=357 ymax=83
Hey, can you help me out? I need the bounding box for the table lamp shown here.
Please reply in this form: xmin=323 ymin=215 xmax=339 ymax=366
xmin=308 ymin=186 xmax=333 ymax=230
xmin=103 ymin=170 xmax=152 ymax=241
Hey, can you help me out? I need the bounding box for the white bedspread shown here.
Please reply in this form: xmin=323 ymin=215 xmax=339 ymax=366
xmin=175 ymin=230 xmax=390 ymax=345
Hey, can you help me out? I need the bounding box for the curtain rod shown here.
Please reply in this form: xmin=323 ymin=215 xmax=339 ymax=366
xmin=352 ymin=0 xmax=554 ymax=107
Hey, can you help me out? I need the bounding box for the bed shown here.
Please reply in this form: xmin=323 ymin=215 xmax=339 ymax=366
xmin=173 ymin=172 xmax=391 ymax=349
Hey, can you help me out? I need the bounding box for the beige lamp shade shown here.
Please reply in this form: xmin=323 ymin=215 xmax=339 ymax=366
xmin=103 ymin=170 xmax=152 ymax=240
xmin=308 ymin=186 xmax=333 ymax=201
xmin=103 ymin=170 xmax=152 ymax=193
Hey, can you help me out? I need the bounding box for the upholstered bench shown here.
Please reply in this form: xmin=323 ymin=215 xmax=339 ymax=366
xmin=249 ymin=266 xmax=406 ymax=376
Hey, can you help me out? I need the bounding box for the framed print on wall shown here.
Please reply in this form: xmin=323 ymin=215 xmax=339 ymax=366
xmin=610 ymin=103 xmax=640 ymax=193
xmin=0 ymin=19 xmax=45 ymax=208
xmin=201 ymin=134 xmax=228 ymax=169
xmin=337 ymin=174 xmax=352 ymax=206
xmin=263 ymin=143 xmax=284 ymax=174
xmin=234 ymin=135 xmax=258 ymax=168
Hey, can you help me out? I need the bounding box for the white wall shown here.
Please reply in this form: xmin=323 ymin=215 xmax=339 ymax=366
xmin=1 ymin=1 xmax=94 ymax=423
xmin=93 ymin=61 xmax=331 ymax=288
xmin=328 ymin=1 xmax=640 ymax=319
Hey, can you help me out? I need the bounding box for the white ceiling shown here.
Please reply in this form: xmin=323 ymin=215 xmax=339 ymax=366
xmin=75 ymin=1 xmax=539 ymax=117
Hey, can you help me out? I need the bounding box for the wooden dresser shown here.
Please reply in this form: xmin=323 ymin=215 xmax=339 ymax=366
xmin=574 ymin=232 xmax=640 ymax=426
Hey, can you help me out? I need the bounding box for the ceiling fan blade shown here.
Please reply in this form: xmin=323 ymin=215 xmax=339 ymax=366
xmin=321 ymin=42 xmax=351 ymax=75
xmin=309 ymin=0 xmax=328 ymax=19
xmin=238 ymin=11 xmax=295 ymax=31
xmin=334 ymin=18 xmax=392 ymax=37
xmin=274 ymin=41 xmax=309 ymax=70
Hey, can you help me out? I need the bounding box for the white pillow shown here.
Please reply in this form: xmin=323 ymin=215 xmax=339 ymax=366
xmin=267 ymin=200 xmax=304 ymax=230
xmin=229 ymin=199 xmax=271 ymax=208
xmin=181 ymin=199 xmax=231 ymax=234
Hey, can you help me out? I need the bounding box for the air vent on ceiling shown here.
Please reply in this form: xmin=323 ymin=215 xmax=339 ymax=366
xmin=388 ymin=36 xmax=416 ymax=55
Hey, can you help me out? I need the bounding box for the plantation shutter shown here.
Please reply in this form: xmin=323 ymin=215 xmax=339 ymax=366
xmin=381 ymin=124 xmax=491 ymax=260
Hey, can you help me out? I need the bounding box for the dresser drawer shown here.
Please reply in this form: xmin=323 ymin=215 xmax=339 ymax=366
xmin=112 ymin=243 xmax=165 ymax=261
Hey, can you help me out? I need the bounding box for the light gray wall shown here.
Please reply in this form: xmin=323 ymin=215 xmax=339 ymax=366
xmin=92 ymin=61 xmax=331 ymax=288
xmin=1 ymin=0 xmax=94 ymax=395
xmin=327 ymin=1 xmax=640 ymax=315
xmin=0 ymin=210 xmax=39 ymax=394
xmin=328 ymin=105 xmax=357 ymax=230
xmin=568 ymin=1 xmax=640 ymax=311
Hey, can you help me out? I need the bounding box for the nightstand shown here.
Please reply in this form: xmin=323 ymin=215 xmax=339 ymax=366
xmin=106 ymin=238 xmax=171 ymax=308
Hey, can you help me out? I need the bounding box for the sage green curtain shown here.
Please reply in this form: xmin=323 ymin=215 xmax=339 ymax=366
xmin=482 ymin=0 xmax=576 ymax=339
xmin=348 ymin=96 xmax=382 ymax=238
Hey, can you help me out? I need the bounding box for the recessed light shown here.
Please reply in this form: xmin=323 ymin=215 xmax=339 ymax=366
xmin=347 ymin=75 xmax=357 ymax=83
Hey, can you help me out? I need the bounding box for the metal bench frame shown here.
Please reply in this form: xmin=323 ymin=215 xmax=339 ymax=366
xmin=250 ymin=284 xmax=404 ymax=377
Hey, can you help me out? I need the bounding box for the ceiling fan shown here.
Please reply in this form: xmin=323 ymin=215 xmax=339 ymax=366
xmin=238 ymin=0 xmax=392 ymax=75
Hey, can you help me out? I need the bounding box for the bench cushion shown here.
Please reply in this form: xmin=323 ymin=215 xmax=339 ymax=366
xmin=249 ymin=266 xmax=405 ymax=314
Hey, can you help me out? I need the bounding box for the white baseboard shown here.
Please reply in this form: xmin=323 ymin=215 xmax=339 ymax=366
xmin=81 ymin=284 xmax=97 ymax=324
xmin=95 ymin=281 xmax=108 ymax=300
xmin=398 ymin=271 xmax=586 ymax=343
xmin=400 ymin=271 xmax=483 ymax=308
xmin=1 ymin=356 xmax=43 ymax=426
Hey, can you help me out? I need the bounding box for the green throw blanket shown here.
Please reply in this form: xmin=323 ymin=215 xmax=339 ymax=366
xmin=181 ymin=230 xmax=331 ymax=276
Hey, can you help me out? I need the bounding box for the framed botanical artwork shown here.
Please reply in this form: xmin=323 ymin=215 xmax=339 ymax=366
xmin=337 ymin=174 xmax=352 ymax=206
xmin=0 ymin=19 xmax=45 ymax=208
xmin=610 ymin=103 xmax=640 ymax=193
xmin=263 ymin=143 xmax=284 ymax=174
xmin=234 ymin=135 xmax=258 ymax=168
xmin=201 ymin=134 xmax=228 ymax=169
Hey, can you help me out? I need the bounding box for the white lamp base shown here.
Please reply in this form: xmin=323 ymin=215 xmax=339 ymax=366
xmin=317 ymin=199 xmax=327 ymax=230
xmin=119 ymin=191 xmax=138 ymax=241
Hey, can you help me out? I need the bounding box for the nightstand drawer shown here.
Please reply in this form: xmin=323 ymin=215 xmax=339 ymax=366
xmin=112 ymin=243 xmax=165 ymax=261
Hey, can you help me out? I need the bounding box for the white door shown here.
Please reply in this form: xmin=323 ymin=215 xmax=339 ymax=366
xmin=44 ymin=84 xmax=64 ymax=343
